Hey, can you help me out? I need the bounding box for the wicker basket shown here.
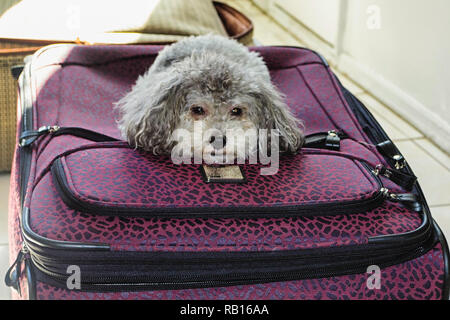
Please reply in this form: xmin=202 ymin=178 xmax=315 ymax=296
xmin=0 ymin=40 xmax=43 ymax=172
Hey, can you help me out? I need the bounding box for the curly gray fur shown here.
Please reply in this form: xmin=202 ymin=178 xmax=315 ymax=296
xmin=115 ymin=35 xmax=304 ymax=157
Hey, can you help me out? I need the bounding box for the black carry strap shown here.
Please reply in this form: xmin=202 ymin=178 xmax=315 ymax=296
xmin=21 ymin=126 xmax=347 ymax=151
xmin=19 ymin=125 xmax=119 ymax=147
xmin=373 ymin=164 xmax=417 ymax=191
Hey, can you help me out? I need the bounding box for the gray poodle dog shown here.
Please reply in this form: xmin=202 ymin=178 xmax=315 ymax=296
xmin=116 ymin=35 xmax=304 ymax=163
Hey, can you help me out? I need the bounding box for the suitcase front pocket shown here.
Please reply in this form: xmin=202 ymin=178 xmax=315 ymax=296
xmin=49 ymin=144 xmax=388 ymax=218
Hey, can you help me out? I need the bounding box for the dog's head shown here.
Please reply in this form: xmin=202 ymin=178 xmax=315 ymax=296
xmin=116 ymin=46 xmax=304 ymax=162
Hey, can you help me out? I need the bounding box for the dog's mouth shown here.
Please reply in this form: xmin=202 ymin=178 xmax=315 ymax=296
xmin=202 ymin=146 xmax=259 ymax=165
xmin=204 ymin=148 xmax=228 ymax=164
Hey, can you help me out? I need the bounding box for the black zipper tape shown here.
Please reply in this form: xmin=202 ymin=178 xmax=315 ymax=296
xmin=28 ymin=230 xmax=435 ymax=292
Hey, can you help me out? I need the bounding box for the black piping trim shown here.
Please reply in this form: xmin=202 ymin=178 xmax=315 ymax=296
xmin=368 ymin=211 xmax=429 ymax=244
xmin=19 ymin=63 xmax=33 ymax=205
xmin=17 ymin=60 xmax=37 ymax=299
xmin=21 ymin=207 xmax=110 ymax=251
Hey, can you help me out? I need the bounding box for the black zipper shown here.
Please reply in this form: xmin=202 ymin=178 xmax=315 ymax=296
xmin=27 ymin=230 xmax=435 ymax=292
xmin=50 ymin=154 xmax=387 ymax=219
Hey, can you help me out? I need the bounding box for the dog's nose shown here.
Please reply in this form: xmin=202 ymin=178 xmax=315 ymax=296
xmin=209 ymin=135 xmax=227 ymax=150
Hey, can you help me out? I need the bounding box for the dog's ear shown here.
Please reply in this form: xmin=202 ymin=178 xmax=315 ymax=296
xmin=253 ymin=84 xmax=304 ymax=153
xmin=115 ymin=71 xmax=184 ymax=154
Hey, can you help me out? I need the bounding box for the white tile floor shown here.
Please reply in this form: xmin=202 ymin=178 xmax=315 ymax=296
xmin=0 ymin=0 xmax=449 ymax=300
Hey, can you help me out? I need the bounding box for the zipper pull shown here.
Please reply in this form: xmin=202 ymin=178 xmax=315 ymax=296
xmin=376 ymin=140 xmax=406 ymax=169
xmin=304 ymin=130 xmax=346 ymax=150
xmin=380 ymin=188 xmax=422 ymax=212
xmin=4 ymin=243 xmax=29 ymax=296
xmin=372 ymin=164 xmax=417 ymax=191
xmin=19 ymin=125 xmax=60 ymax=147
xmin=324 ymin=130 xmax=342 ymax=150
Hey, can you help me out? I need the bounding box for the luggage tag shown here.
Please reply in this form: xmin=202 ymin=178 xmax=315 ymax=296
xmin=200 ymin=165 xmax=246 ymax=183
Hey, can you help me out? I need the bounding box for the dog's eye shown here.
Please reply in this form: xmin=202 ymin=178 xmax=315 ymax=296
xmin=191 ymin=106 xmax=205 ymax=115
xmin=231 ymin=107 xmax=242 ymax=116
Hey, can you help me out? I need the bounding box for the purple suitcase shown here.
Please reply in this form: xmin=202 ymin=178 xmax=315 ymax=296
xmin=5 ymin=44 xmax=449 ymax=300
